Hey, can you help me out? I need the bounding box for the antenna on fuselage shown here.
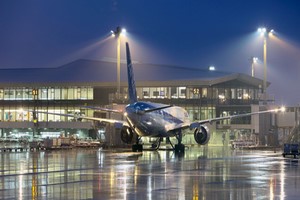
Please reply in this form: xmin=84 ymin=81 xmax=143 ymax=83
xmin=126 ymin=42 xmax=138 ymax=104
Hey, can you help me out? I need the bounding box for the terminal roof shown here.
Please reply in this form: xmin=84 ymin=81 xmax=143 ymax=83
xmin=0 ymin=59 xmax=266 ymax=87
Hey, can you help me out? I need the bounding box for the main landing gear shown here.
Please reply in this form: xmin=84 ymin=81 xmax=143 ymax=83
xmin=132 ymin=136 xmax=143 ymax=152
xmin=174 ymin=130 xmax=185 ymax=155
xmin=131 ymin=132 xmax=186 ymax=155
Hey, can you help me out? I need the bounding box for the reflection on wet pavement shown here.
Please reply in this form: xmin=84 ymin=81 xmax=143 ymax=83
xmin=0 ymin=146 xmax=299 ymax=199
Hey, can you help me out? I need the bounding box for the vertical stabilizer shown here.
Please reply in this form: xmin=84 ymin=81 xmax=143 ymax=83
xmin=126 ymin=42 xmax=138 ymax=103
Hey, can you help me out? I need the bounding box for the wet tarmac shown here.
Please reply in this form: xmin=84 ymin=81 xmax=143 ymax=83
xmin=0 ymin=146 xmax=299 ymax=200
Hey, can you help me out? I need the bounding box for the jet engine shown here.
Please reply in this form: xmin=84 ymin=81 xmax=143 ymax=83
xmin=120 ymin=126 xmax=134 ymax=144
xmin=194 ymin=125 xmax=210 ymax=145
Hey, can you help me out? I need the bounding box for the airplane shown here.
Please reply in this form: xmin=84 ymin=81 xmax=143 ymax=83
xmin=33 ymin=42 xmax=285 ymax=154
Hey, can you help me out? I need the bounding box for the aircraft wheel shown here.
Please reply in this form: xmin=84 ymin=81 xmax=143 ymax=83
xmin=132 ymin=144 xmax=143 ymax=152
xmin=174 ymin=144 xmax=185 ymax=154
xmin=138 ymin=144 xmax=143 ymax=152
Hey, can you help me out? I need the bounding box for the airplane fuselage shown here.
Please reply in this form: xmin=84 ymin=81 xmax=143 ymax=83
xmin=125 ymin=101 xmax=191 ymax=138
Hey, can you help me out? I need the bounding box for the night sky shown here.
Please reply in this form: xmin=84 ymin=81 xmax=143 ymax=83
xmin=0 ymin=0 xmax=300 ymax=105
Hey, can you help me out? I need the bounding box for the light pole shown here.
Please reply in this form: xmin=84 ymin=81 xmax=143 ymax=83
xmin=251 ymin=57 xmax=258 ymax=77
xmin=257 ymin=27 xmax=274 ymax=103
xmin=257 ymin=27 xmax=274 ymax=146
xmin=111 ymin=26 xmax=126 ymax=99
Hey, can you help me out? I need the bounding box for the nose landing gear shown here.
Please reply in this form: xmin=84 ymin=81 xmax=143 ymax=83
xmin=174 ymin=130 xmax=185 ymax=155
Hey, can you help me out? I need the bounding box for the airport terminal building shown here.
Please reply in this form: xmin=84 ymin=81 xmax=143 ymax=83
xmin=0 ymin=59 xmax=280 ymax=145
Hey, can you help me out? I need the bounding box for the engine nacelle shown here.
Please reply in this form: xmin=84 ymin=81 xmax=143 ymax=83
xmin=194 ymin=125 xmax=210 ymax=145
xmin=120 ymin=126 xmax=134 ymax=144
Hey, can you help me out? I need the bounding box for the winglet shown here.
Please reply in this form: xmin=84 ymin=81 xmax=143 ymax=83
xmin=126 ymin=42 xmax=138 ymax=104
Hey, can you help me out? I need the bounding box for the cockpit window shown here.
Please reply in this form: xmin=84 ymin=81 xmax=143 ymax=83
xmin=133 ymin=102 xmax=153 ymax=111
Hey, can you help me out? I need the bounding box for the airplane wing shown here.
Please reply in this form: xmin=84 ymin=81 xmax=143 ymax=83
xmin=82 ymin=105 xmax=173 ymax=115
xmin=80 ymin=106 xmax=123 ymax=113
xmin=32 ymin=110 xmax=126 ymax=127
xmin=190 ymin=107 xmax=285 ymax=129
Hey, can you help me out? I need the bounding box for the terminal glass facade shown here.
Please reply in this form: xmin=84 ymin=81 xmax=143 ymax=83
xmin=0 ymin=87 xmax=94 ymax=122
xmin=0 ymin=85 xmax=258 ymax=124
xmin=0 ymin=87 xmax=93 ymax=100
xmin=0 ymin=108 xmax=92 ymax=122
xmin=137 ymin=86 xmax=259 ymax=101
xmin=135 ymin=85 xmax=258 ymax=125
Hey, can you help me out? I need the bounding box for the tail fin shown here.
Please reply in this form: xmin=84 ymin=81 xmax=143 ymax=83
xmin=126 ymin=42 xmax=138 ymax=104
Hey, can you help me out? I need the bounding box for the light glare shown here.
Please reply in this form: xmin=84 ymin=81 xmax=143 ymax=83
xmin=209 ymin=66 xmax=215 ymax=71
